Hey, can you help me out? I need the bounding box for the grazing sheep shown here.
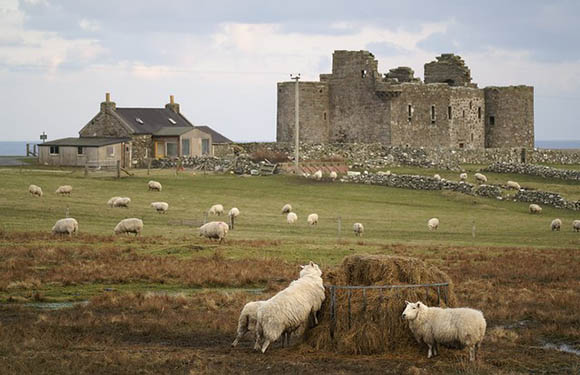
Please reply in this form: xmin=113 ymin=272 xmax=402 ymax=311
xmin=151 ymin=202 xmax=169 ymax=214
xmin=573 ymin=220 xmax=580 ymax=232
xmin=55 ymin=185 xmax=72 ymax=196
xmin=148 ymin=180 xmax=162 ymax=192
xmin=281 ymin=204 xmax=292 ymax=214
xmin=353 ymin=222 xmax=364 ymax=237
xmin=433 ymin=174 xmax=441 ymax=181
xmin=228 ymin=207 xmax=240 ymax=218
xmin=307 ymin=213 xmax=319 ymax=226
xmin=312 ymin=170 xmax=322 ymax=180
xmin=208 ymin=204 xmax=224 ymax=216
xmin=199 ymin=221 xmax=229 ymax=243
xmin=459 ymin=173 xmax=467 ymax=181
xmin=474 ymin=173 xmax=487 ymax=184
xmin=287 ymin=212 xmax=298 ymax=224
xmin=51 ymin=218 xmax=78 ymax=236
xmin=329 ymin=171 xmax=338 ymax=180
xmin=107 ymin=196 xmax=121 ymax=208
xmin=112 ymin=197 xmax=131 ymax=208
xmin=232 ymin=301 xmax=266 ymax=347
xmin=506 ymin=180 xmax=521 ymax=190
xmin=529 ymin=204 xmax=542 ymax=214
xmin=28 ymin=184 xmax=43 ymax=197
xmin=402 ymin=301 xmax=486 ymax=361
xmin=255 ymin=261 xmax=325 ymax=353
xmin=428 ymin=218 xmax=439 ymax=231
xmin=550 ymin=218 xmax=562 ymax=231
xmin=114 ymin=218 xmax=143 ymax=236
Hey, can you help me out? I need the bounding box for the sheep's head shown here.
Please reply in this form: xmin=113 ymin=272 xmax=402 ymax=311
xmin=401 ymin=301 xmax=425 ymax=321
xmin=300 ymin=261 xmax=322 ymax=278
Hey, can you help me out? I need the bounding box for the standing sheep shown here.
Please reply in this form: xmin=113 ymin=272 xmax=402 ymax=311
xmin=550 ymin=218 xmax=562 ymax=231
xmin=287 ymin=212 xmax=298 ymax=224
xmin=529 ymin=204 xmax=542 ymax=214
xmin=148 ymin=180 xmax=162 ymax=192
xmin=281 ymin=204 xmax=292 ymax=214
xmin=433 ymin=174 xmax=441 ymax=181
xmin=113 ymin=197 xmax=131 ymax=208
xmin=150 ymin=202 xmax=169 ymax=214
xmin=573 ymin=220 xmax=580 ymax=232
xmin=402 ymin=301 xmax=486 ymax=361
xmin=114 ymin=218 xmax=143 ymax=236
xmin=28 ymin=184 xmax=43 ymax=197
xmin=329 ymin=171 xmax=338 ymax=181
xmin=307 ymin=213 xmax=319 ymax=226
xmin=55 ymin=185 xmax=72 ymax=196
xmin=208 ymin=204 xmax=224 ymax=216
xmin=506 ymin=180 xmax=521 ymax=190
xmin=459 ymin=173 xmax=467 ymax=181
xmin=474 ymin=173 xmax=487 ymax=184
xmin=353 ymin=222 xmax=364 ymax=236
xmin=231 ymin=301 xmax=266 ymax=347
xmin=107 ymin=196 xmax=121 ymax=208
xmin=428 ymin=218 xmax=439 ymax=231
xmin=51 ymin=218 xmax=78 ymax=236
xmin=228 ymin=207 xmax=240 ymax=230
xmin=312 ymin=170 xmax=322 ymax=180
xmin=199 ymin=221 xmax=229 ymax=243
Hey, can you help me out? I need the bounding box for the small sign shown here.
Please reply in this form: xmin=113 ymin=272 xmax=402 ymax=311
xmin=40 ymin=132 xmax=47 ymax=142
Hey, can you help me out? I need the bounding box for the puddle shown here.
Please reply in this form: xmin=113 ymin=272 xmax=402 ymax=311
xmin=25 ymin=301 xmax=88 ymax=310
xmin=543 ymin=343 xmax=580 ymax=356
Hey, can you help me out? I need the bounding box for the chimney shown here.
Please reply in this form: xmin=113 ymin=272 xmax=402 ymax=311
xmin=100 ymin=92 xmax=116 ymax=112
xmin=165 ymin=95 xmax=180 ymax=114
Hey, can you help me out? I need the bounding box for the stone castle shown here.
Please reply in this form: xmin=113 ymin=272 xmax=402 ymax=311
xmin=277 ymin=51 xmax=534 ymax=149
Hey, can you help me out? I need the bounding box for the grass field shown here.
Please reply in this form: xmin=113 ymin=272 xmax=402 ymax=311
xmin=0 ymin=166 xmax=579 ymax=374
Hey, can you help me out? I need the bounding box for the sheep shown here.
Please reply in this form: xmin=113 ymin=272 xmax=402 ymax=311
xmin=402 ymin=301 xmax=486 ymax=361
xmin=307 ymin=213 xmax=318 ymax=226
xmin=208 ymin=204 xmax=224 ymax=216
xmin=433 ymin=174 xmax=441 ymax=181
xmin=353 ymin=222 xmax=364 ymax=237
xmin=459 ymin=173 xmax=467 ymax=181
xmin=312 ymin=170 xmax=322 ymax=180
xmin=28 ymin=184 xmax=43 ymax=197
xmin=228 ymin=207 xmax=240 ymax=230
xmin=329 ymin=171 xmax=338 ymax=180
xmin=107 ymin=196 xmax=121 ymax=208
xmin=506 ymin=180 xmax=521 ymax=190
xmin=232 ymin=301 xmax=266 ymax=347
xmin=254 ymin=261 xmax=325 ymax=353
xmin=112 ymin=197 xmax=131 ymax=208
xmin=55 ymin=185 xmax=72 ymax=196
xmin=199 ymin=221 xmax=229 ymax=243
xmin=287 ymin=212 xmax=298 ymax=224
xmin=151 ymin=202 xmax=169 ymax=214
xmin=474 ymin=173 xmax=487 ymax=184
xmin=281 ymin=204 xmax=292 ymax=214
xmin=114 ymin=218 xmax=143 ymax=236
xmin=550 ymin=218 xmax=562 ymax=231
xmin=51 ymin=218 xmax=78 ymax=236
xmin=428 ymin=218 xmax=439 ymax=231
xmin=148 ymin=180 xmax=162 ymax=192
xmin=529 ymin=204 xmax=542 ymax=214
xmin=573 ymin=220 xmax=580 ymax=232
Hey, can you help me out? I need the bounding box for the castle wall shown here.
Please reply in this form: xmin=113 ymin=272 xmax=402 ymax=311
xmin=484 ymin=86 xmax=534 ymax=149
xmin=424 ymin=54 xmax=473 ymax=87
xmin=448 ymin=88 xmax=485 ymax=149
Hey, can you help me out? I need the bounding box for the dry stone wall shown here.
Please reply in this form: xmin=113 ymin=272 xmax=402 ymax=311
xmin=483 ymin=163 xmax=580 ymax=181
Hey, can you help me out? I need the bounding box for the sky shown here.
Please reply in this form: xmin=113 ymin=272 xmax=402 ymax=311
xmin=0 ymin=0 xmax=579 ymax=142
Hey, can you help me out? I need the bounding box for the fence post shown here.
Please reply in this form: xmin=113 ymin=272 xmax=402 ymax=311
xmin=230 ymin=215 xmax=235 ymax=230
xmin=26 ymin=143 xmax=30 ymax=156
xmin=147 ymin=159 xmax=152 ymax=176
xmin=472 ymin=219 xmax=476 ymax=240
xmin=330 ymin=286 xmax=336 ymax=340
xmin=337 ymin=216 xmax=342 ymax=240
xmin=116 ymin=160 xmax=121 ymax=179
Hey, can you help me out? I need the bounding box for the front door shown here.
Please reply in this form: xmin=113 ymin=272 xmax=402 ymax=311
xmin=155 ymin=141 xmax=165 ymax=158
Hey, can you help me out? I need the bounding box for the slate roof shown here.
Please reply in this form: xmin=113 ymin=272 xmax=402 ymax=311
xmin=38 ymin=137 xmax=130 ymax=147
xmin=195 ymin=125 xmax=233 ymax=144
xmin=115 ymin=108 xmax=193 ymax=134
xmin=153 ymin=127 xmax=195 ymax=136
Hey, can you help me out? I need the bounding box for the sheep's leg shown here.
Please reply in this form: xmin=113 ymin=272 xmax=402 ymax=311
xmin=469 ymin=346 xmax=475 ymax=361
xmin=427 ymin=344 xmax=433 ymax=359
xmin=260 ymin=339 xmax=271 ymax=353
xmin=433 ymin=342 xmax=438 ymax=356
xmin=254 ymin=328 xmax=262 ymax=351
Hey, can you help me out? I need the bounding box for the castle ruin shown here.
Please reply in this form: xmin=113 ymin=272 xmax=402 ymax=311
xmin=277 ymin=51 xmax=534 ymax=149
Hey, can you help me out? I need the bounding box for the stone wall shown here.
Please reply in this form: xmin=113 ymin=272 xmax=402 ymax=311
xmin=79 ymin=101 xmax=130 ymax=138
xmin=131 ymin=135 xmax=152 ymax=167
xmin=424 ymin=54 xmax=473 ymax=87
xmin=483 ymin=162 xmax=580 ymax=181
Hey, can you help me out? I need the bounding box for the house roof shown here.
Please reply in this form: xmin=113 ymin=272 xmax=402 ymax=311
xmin=153 ymin=126 xmax=195 ymax=136
xmin=195 ymin=125 xmax=233 ymax=144
xmin=115 ymin=108 xmax=193 ymax=134
xmin=39 ymin=137 xmax=130 ymax=147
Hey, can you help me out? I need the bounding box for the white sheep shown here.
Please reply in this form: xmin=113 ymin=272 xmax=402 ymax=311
xmin=228 ymin=207 xmax=240 ymax=218
xmin=281 ymin=204 xmax=292 ymax=214
xmin=550 ymin=218 xmax=562 ymax=231
xmin=529 ymin=204 xmax=542 ymax=214
xmin=51 ymin=218 xmax=78 ymax=236
xmin=433 ymin=174 xmax=441 ymax=181
xmin=107 ymin=196 xmax=121 ymax=208
xmin=254 ymin=261 xmax=325 ymax=353
xmin=55 ymin=185 xmax=72 ymax=196
xmin=428 ymin=218 xmax=440 ymax=231
xmin=287 ymin=212 xmax=298 ymax=224
xmin=199 ymin=221 xmax=229 ymax=243
xmin=113 ymin=197 xmax=131 ymax=208
xmin=506 ymin=180 xmax=521 ymax=190
xmin=474 ymin=173 xmax=487 ymax=184
xmin=402 ymin=301 xmax=486 ymax=361
xmin=231 ymin=301 xmax=266 ymax=347
xmin=148 ymin=180 xmax=162 ymax=192
xmin=151 ymin=202 xmax=169 ymax=214
xmin=459 ymin=173 xmax=467 ymax=181
xmin=208 ymin=204 xmax=224 ymax=216
xmin=329 ymin=171 xmax=338 ymax=180
xmin=28 ymin=184 xmax=43 ymax=197
xmin=307 ymin=213 xmax=319 ymax=226
xmin=312 ymin=170 xmax=322 ymax=180
xmin=573 ymin=220 xmax=580 ymax=232
xmin=353 ymin=222 xmax=364 ymax=236
xmin=114 ymin=218 xmax=143 ymax=236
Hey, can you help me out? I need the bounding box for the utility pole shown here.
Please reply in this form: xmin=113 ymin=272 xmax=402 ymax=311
xmin=290 ymin=73 xmax=301 ymax=173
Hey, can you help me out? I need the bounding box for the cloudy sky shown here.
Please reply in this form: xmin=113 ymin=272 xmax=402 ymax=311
xmin=1 ymin=0 xmax=579 ymax=142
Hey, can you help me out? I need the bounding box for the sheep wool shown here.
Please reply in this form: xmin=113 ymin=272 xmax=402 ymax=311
xmin=312 ymin=170 xmax=322 ymax=180
xmin=550 ymin=218 xmax=562 ymax=231
xmin=507 ymin=180 xmax=521 ymax=190
xmin=433 ymin=174 xmax=441 ymax=181
xmin=113 ymin=197 xmax=131 ymax=208
xmin=402 ymin=301 xmax=486 ymax=361
xmin=151 ymin=202 xmax=169 ymax=214
xmin=148 ymin=180 xmax=162 ymax=192
xmin=231 ymin=301 xmax=266 ymax=347
xmin=28 ymin=184 xmax=43 ymax=197
xmin=459 ymin=173 xmax=467 ymax=181
xmin=474 ymin=173 xmax=487 ymax=184
xmin=281 ymin=204 xmax=292 ymax=214
xmin=107 ymin=196 xmax=121 ymax=207
xmin=228 ymin=207 xmax=240 ymax=217
xmin=52 ymin=218 xmax=78 ymax=236
xmin=307 ymin=213 xmax=318 ymax=226
xmin=287 ymin=212 xmax=298 ymax=224
xmin=428 ymin=218 xmax=439 ymax=231
xmin=529 ymin=204 xmax=542 ymax=214
xmin=55 ymin=185 xmax=72 ymax=196
xmin=114 ymin=218 xmax=143 ymax=236
xmin=208 ymin=204 xmax=224 ymax=216
xmin=199 ymin=221 xmax=229 ymax=243
xmin=329 ymin=171 xmax=338 ymax=180
xmin=353 ymin=222 xmax=364 ymax=236
xmin=573 ymin=220 xmax=580 ymax=232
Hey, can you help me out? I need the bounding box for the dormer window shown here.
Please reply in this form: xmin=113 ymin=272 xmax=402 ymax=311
xmin=168 ymin=118 xmax=177 ymax=125
xmin=136 ymin=118 xmax=144 ymax=124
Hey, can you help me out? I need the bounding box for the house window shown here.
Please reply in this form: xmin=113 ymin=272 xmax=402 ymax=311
xmin=448 ymin=106 xmax=452 ymax=120
xmin=166 ymin=142 xmax=178 ymax=157
xmin=77 ymin=146 xmax=84 ymax=155
xmin=49 ymin=146 xmax=59 ymax=155
xmin=489 ymin=116 xmax=495 ymax=125
xmin=181 ymin=139 xmax=190 ymax=156
xmin=106 ymin=146 xmax=115 ymax=157
xmin=430 ymin=105 xmax=436 ymax=124
xmin=478 ymin=107 xmax=482 ymax=119
xmin=201 ymin=139 xmax=210 ymax=155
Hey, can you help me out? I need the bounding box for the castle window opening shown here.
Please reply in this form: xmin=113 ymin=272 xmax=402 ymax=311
xmin=319 ymin=89 xmax=323 ymax=93
xmin=489 ymin=116 xmax=495 ymax=125
xmin=408 ymin=104 xmax=412 ymax=120
xmin=471 ymin=133 xmax=474 ymax=142
xmin=361 ymin=70 xmax=367 ymax=78
xmin=323 ymin=112 xmax=327 ymax=120
xmin=469 ymin=101 xmax=472 ymax=109
xmin=448 ymin=106 xmax=452 ymax=120
xmin=459 ymin=142 xmax=464 ymax=149
xmin=463 ymin=110 xmax=465 ymax=118
xmin=478 ymin=107 xmax=482 ymax=119
xmin=431 ymin=105 xmax=436 ymax=124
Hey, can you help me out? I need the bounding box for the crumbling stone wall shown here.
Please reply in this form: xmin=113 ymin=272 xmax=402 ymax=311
xmin=483 ymin=162 xmax=580 ymax=181
xmin=424 ymin=54 xmax=473 ymax=87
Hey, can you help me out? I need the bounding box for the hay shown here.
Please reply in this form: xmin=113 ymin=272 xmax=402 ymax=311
xmin=303 ymin=254 xmax=457 ymax=354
